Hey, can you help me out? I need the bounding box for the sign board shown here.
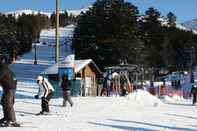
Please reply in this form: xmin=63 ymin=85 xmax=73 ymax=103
xmin=58 ymin=54 xmax=75 ymax=80
xmin=58 ymin=67 xmax=74 ymax=80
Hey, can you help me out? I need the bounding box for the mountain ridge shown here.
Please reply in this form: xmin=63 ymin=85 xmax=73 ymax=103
xmin=4 ymin=8 xmax=197 ymax=34
xmin=182 ymin=19 xmax=197 ymax=31
xmin=5 ymin=8 xmax=89 ymax=18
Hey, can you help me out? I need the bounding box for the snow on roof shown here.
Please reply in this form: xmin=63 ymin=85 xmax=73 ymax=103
xmin=41 ymin=64 xmax=58 ymax=75
xmin=75 ymin=59 xmax=92 ymax=73
xmin=41 ymin=59 xmax=101 ymax=75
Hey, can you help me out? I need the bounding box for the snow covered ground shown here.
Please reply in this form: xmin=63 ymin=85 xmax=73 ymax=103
xmin=0 ymin=88 xmax=196 ymax=131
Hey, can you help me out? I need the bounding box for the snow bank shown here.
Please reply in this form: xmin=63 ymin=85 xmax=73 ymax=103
xmin=127 ymin=90 xmax=163 ymax=107
xmin=160 ymin=94 xmax=185 ymax=104
xmin=161 ymin=95 xmax=176 ymax=103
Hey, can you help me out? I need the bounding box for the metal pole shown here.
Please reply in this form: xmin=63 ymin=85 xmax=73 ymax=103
xmin=34 ymin=43 xmax=37 ymax=65
xmin=190 ymin=46 xmax=194 ymax=83
xmin=141 ymin=66 xmax=144 ymax=87
xmin=55 ymin=0 xmax=60 ymax=64
xmin=136 ymin=71 xmax=138 ymax=89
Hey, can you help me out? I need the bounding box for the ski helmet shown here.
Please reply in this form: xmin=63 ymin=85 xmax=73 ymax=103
xmin=37 ymin=76 xmax=43 ymax=81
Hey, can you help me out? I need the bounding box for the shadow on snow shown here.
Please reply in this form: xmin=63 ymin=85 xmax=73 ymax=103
xmin=106 ymin=119 xmax=196 ymax=131
xmin=88 ymin=122 xmax=155 ymax=131
xmin=165 ymin=113 xmax=197 ymax=120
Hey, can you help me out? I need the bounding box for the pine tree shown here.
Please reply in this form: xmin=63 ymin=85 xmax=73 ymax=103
xmin=73 ymin=0 xmax=139 ymax=70
xmin=50 ymin=12 xmax=56 ymax=27
xmin=167 ymin=12 xmax=176 ymax=27
xmin=140 ymin=7 xmax=164 ymax=68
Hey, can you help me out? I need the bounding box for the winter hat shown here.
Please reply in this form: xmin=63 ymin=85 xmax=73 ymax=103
xmin=37 ymin=76 xmax=43 ymax=81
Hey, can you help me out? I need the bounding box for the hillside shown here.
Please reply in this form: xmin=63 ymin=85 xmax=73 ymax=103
xmin=5 ymin=8 xmax=197 ymax=35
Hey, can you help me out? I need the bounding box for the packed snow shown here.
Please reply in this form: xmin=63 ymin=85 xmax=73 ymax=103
xmin=0 ymin=87 xmax=197 ymax=131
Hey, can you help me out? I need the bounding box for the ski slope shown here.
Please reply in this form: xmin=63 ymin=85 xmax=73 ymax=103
xmin=0 ymin=88 xmax=196 ymax=131
xmin=10 ymin=25 xmax=75 ymax=82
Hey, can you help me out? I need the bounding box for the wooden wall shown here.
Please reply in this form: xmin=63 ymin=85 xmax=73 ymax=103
xmin=78 ymin=64 xmax=97 ymax=96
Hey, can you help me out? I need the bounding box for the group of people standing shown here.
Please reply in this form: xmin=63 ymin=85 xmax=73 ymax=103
xmin=0 ymin=54 xmax=73 ymax=127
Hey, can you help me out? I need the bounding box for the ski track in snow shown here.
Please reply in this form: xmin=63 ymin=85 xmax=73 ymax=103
xmin=0 ymin=89 xmax=196 ymax=131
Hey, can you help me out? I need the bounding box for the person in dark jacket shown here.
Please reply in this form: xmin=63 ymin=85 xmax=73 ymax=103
xmin=61 ymin=75 xmax=73 ymax=107
xmin=0 ymin=55 xmax=19 ymax=127
xmin=191 ymin=84 xmax=197 ymax=105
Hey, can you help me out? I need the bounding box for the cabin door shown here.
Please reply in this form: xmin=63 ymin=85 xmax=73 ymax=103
xmin=85 ymin=77 xmax=92 ymax=96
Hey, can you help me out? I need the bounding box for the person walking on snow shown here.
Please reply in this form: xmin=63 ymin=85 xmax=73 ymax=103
xmin=191 ymin=84 xmax=197 ymax=105
xmin=35 ymin=76 xmax=54 ymax=115
xmin=61 ymin=75 xmax=73 ymax=107
xmin=0 ymin=55 xmax=19 ymax=127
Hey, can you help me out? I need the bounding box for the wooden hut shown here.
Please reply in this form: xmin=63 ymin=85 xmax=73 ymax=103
xmin=41 ymin=59 xmax=102 ymax=97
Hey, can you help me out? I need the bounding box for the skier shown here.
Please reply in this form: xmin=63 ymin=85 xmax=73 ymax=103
xmin=0 ymin=55 xmax=19 ymax=127
xmin=101 ymin=76 xmax=109 ymax=96
xmin=190 ymin=84 xmax=197 ymax=105
xmin=61 ymin=75 xmax=73 ymax=107
xmin=34 ymin=76 xmax=54 ymax=115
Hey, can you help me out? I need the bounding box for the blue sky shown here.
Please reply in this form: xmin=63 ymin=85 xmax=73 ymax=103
xmin=0 ymin=0 xmax=197 ymax=23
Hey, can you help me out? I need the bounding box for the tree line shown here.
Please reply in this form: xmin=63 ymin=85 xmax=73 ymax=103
xmin=73 ymin=0 xmax=197 ymax=76
xmin=0 ymin=10 xmax=77 ymax=63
